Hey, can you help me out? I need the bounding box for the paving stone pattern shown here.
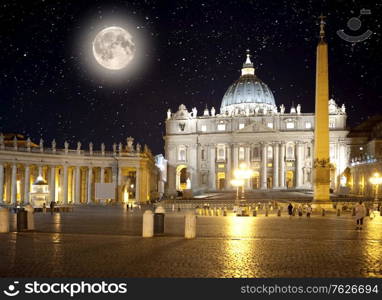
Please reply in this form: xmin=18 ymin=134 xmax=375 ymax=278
xmin=0 ymin=206 xmax=381 ymax=278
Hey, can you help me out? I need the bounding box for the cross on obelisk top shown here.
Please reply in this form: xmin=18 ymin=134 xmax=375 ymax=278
xmin=319 ymin=14 xmax=326 ymax=40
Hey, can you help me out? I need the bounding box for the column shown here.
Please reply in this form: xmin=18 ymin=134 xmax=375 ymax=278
xmin=75 ymin=166 xmax=81 ymax=204
xmin=24 ymin=165 xmax=30 ymax=204
xmin=296 ymin=142 xmax=303 ymax=188
xmin=261 ymin=143 xmax=267 ymax=189
xmin=63 ymin=165 xmax=68 ymax=204
xmin=10 ymin=164 xmax=17 ymax=205
xmin=273 ymin=143 xmax=279 ymax=188
xmin=189 ymin=144 xmax=197 ymax=189
xmin=166 ymin=145 xmax=177 ymax=196
xmin=135 ymin=167 xmax=140 ymax=202
xmin=245 ymin=146 xmax=251 ymax=189
xmin=117 ymin=167 xmax=122 ymax=202
xmin=118 ymin=167 xmax=122 ymax=185
xmin=279 ymin=142 xmax=286 ymax=188
xmin=209 ymin=145 xmax=216 ymax=190
xmin=50 ymin=166 xmax=56 ymax=202
xmin=233 ymin=144 xmax=239 ymax=171
xmin=226 ymin=144 xmax=232 ymax=189
xmin=87 ymin=167 xmax=92 ymax=204
xmin=71 ymin=168 xmax=75 ymax=203
xmin=0 ymin=164 xmax=4 ymax=204
xmin=100 ymin=167 xmax=105 ymax=183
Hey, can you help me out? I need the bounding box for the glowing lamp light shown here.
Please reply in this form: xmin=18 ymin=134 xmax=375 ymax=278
xmin=230 ymin=179 xmax=244 ymax=187
xmin=232 ymin=163 xmax=254 ymax=204
xmin=369 ymin=173 xmax=382 ymax=185
xmin=369 ymin=172 xmax=382 ymax=201
xmin=123 ymin=189 xmax=129 ymax=203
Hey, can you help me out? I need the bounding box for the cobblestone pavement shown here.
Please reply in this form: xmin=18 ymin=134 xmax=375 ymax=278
xmin=0 ymin=206 xmax=382 ymax=278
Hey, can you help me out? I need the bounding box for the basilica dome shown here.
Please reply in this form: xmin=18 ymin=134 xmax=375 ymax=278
xmin=220 ymin=53 xmax=276 ymax=115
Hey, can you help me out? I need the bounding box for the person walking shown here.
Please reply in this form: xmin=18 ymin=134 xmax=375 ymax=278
xmin=306 ymin=205 xmax=312 ymax=218
xmin=50 ymin=200 xmax=55 ymax=215
xmin=298 ymin=205 xmax=303 ymax=217
xmin=355 ymin=201 xmax=366 ymax=230
xmin=288 ymin=203 xmax=293 ymax=218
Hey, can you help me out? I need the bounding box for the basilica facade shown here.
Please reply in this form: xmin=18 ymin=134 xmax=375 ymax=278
xmin=164 ymin=53 xmax=349 ymax=196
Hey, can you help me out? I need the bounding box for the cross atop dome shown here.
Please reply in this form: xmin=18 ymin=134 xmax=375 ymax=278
xmin=245 ymin=49 xmax=252 ymax=64
xmin=241 ymin=50 xmax=255 ymax=76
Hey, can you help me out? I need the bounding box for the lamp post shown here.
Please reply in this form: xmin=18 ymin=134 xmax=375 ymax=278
xmin=369 ymin=172 xmax=382 ymax=202
xmin=231 ymin=178 xmax=244 ymax=206
xmin=233 ymin=163 xmax=254 ymax=203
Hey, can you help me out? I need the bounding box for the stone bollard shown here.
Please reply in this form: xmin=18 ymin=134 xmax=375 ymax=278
xmin=16 ymin=208 xmax=28 ymax=232
xmin=265 ymin=208 xmax=268 ymax=217
xmin=184 ymin=211 xmax=196 ymax=239
xmin=253 ymin=209 xmax=257 ymax=217
xmin=172 ymin=204 xmax=175 ymax=212
xmin=0 ymin=207 xmax=10 ymax=233
xmin=322 ymin=208 xmax=325 ymax=216
xmin=277 ymin=208 xmax=281 ymax=217
xmin=223 ymin=207 xmax=227 ymax=216
xmin=337 ymin=208 xmax=341 ymax=217
xmin=154 ymin=206 xmax=165 ymax=235
xmin=24 ymin=204 xmax=35 ymax=230
xmin=142 ymin=210 xmax=154 ymax=238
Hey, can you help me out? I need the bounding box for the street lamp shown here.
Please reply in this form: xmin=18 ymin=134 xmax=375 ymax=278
xmin=369 ymin=172 xmax=382 ymax=202
xmin=230 ymin=178 xmax=244 ymax=206
xmin=232 ymin=163 xmax=254 ymax=201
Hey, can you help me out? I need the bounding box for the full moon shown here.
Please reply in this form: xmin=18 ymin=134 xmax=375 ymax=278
xmin=92 ymin=26 xmax=136 ymax=70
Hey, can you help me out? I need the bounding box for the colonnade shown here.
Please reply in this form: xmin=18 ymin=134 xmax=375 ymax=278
xmin=196 ymin=141 xmax=311 ymax=192
xmin=0 ymin=162 xmax=149 ymax=205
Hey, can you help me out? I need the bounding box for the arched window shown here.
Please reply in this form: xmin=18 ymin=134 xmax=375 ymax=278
xmin=267 ymin=146 xmax=273 ymax=159
xmin=253 ymin=147 xmax=259 ymax=159
xmin=287 ymin=145 xmax=294 ymax=158
xmin=178 ymin=146 xmax=186 ymax=161
xmin=217 ymin=144 xmax=226 ymax=160
xmin=239 ymin=147 xmax=245 ymax=160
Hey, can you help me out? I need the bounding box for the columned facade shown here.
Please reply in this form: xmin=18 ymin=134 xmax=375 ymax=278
xmin=0 ymin=135 xmax=160 ymax=207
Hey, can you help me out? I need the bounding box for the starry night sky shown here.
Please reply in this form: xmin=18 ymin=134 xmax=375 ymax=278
xmin=0 ymin=0 xmax=381 ymax=155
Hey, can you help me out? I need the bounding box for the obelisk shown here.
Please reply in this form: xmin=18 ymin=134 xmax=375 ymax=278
xmin=313 ymin=15 xmax=330 ymax=202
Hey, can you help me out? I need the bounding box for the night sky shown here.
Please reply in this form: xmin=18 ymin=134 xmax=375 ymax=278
xmin=0 ymin=0 xmax=381 ymax=155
